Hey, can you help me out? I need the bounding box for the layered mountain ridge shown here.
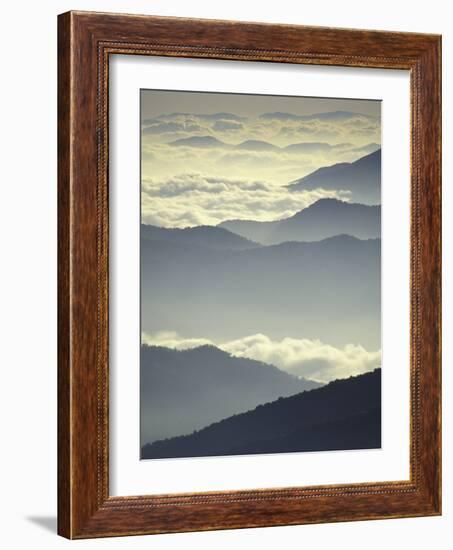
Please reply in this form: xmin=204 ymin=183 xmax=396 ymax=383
xmin=218 ymin=198 xmax=380 ymax=245
xmin=142 ymin=368 xmax=381 ymax=459
xmin=287 ymin=149 xmax=381 ymax=205
xmin=141 ymin=344 xmax=320 ymax=445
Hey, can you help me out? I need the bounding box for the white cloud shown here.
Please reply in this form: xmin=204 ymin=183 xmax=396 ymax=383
xmin=140 ymin=109 xmax=380 ymax=226
xmin=142 ymin=331 xmax=381 ymax=384
xmin=141 ymin=173 xmax=350 ymax=227
xmin=142 ymin=331 xmax=212 ymax=350
xmin=142 ymin=111 xmax=380 ymax=148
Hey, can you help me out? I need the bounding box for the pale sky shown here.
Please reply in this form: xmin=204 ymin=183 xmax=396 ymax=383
xmin=141 ymin=89 xmax=381 ymax=119
xmin=141 ymin=89 xmax=381 ymax=228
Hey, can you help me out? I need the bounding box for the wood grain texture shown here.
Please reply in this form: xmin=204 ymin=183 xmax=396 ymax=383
xmin=57 ymin=11 xmax=71 ymax=538
xmin=57 ymin=10 xmax=442 ymax=539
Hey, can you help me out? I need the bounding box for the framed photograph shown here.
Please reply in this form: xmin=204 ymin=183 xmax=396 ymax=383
xmin=58 ymin=11 xmax=441 ymax=539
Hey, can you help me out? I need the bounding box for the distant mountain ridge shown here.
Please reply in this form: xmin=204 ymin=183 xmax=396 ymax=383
xmin=141 ymin=232 xmax=381 ymax=348
xmin=288 ymin=149 xmax=381 ymax=205
xmin=237 ymin=139 xmax=279 ymax=151
xmin=142 ymin=368 xmax=381 ymax=459
xmin=141 ymin=223 xmax=260 ymax=250
xmin=144 ymin=112 xmax=245 ymax=123
xmin=141 ymin=344 xmax=320 ymax=446
xmin=219 ymin=198 xmax=380 ymax=245
xmin=145 ymin=110 xmax=376 ymax=124
xmin=259 ymin=110 xmax=378 ymax=122
xmin=169 ymin=135 xmax=378 ymax=155
xmin=169 ymin=135 xmax=226 ymax=148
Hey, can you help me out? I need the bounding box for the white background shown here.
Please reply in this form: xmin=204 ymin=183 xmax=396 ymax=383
xmin=110 ymin=56 xmax=410 ymax=495
xmin=0 ymin=0 xmax=450 ymax=548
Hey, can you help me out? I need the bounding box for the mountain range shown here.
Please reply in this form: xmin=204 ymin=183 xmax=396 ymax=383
xmin=169 ymin=135 xmax=379 ymax=156
xmin=142 ymin=368 xmax=381 ymax=459
xmin=258 ymin=110 xmax=378 ymax=122
xmin=219 ymin=198 xmax=380 ymax=245
xmin=141 ymin=223 xmax=259 ymax=250
xmin=141 ymin=231 xmax=381 ymax=348
xmin=141 ymin=344 xmax=320 ymax=445
xmin=141 ymin=104 xmax=382 ymax=460
xmin=287 ymin=149 xmax=381 ymax=205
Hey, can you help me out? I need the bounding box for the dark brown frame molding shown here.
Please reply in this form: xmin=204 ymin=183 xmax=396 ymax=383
xmin=58 ymin=10 xmax=442 ymax=539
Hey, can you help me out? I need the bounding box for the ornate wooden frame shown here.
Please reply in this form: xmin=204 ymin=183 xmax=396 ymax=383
xmin=58 ymin=10 xmax=441 ymax=539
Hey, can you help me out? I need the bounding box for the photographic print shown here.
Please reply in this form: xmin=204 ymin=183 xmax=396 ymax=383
xmin=58 ymin=13 xmax=441 ymax=537
xmin=140 ymin=90 xmax=382 ymax=460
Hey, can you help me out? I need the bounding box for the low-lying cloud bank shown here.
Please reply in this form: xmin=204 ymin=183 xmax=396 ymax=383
xmin=142 ymin=331 xmax=381 ymax=384
xmin=142 ymin=110 xmax=380 ymax=148
xmin=142 ymin=173 xmax=349 ymax=228
xmin=142 ymin=173 xmax=350 ymax=228
xmin=141 ymin=109 xmax=381 ymax=201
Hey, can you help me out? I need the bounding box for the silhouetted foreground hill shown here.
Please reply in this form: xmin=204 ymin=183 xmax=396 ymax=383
xmin=287 ymin=149 xmax=381 ymax=205
xmin=219 ymin=198 xmax=380 ymax=244
xmin=141 ymin=345 xmax=321 ymax=445
xmin=141 ymin=369 xmax=381 ymax=459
